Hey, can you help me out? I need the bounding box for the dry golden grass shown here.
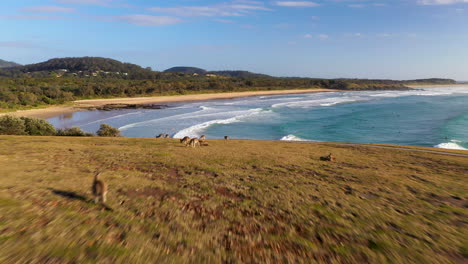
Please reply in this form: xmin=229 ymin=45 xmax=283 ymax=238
xmin=0 ymin=136 xmax=467 ymax=263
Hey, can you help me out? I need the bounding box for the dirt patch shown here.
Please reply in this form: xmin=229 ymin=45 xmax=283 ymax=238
xmin=124 ymin=187 xmax=182 ymax=202
xmin=215 ymin=187 xmax=245 ymax=201
xmin=423 ymin=193 xmax=467 ymax=208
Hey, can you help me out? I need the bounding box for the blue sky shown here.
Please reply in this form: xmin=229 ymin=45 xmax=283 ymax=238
xmin=1 ymin=0 xmax=467 ymax=80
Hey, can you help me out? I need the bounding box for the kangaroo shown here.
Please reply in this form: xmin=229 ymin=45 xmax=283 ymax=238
xmin=199 ymin=135 xmax=206 ymax=142
xmin=180 ymin=136 xmax=190 ymax=144
xmin=224 ymin=136 xmax=229 ymax=140
xmin=92 ymin=172 xmax=108 ymax=204
xmin=156 ymin=133 xmax=165 ymax=138
xmin=188 ymin=138 xmax=200 ymax=148
xmin=320 ymin=153 xmax=336 ymax=162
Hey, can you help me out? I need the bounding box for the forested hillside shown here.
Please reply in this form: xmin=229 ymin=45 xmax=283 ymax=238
xmin=0 ymin=59 xmax=21 ymax=68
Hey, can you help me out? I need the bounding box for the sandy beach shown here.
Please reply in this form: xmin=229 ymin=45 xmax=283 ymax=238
xmin=1 ymin=88 xmax=337 ymax=119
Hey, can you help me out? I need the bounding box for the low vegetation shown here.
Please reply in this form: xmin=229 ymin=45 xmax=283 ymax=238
xmin=0 ymin=136 xmax=466 ymax=263
xmin=0 ymin=116 xmax=121 ymax=137
xmin=56 ymin=127 xmax=94 ymax=137
xmin=96 ymin=124 xmax=121 ymax=137
xmin=0 ymin=115 xmax=56 ymax=136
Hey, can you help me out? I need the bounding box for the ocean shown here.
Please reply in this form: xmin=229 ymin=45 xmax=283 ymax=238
xmin=48 ymin=86 xmax=468 ymax=150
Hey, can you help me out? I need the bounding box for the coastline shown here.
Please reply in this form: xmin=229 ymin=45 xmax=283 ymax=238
xmin=1 ymin=88 xmax=338 ymax=119
xmin=407 ymin=83 xmax=468 ymax=88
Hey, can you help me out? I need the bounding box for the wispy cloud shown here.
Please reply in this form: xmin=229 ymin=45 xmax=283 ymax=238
xmin=0 ymin=41 xmax=41 ymax=49
xmin=54 ymin=0 xmax=111 ymax=5
xmin=344 ymin=33 xmax=364 ymax=37
xmin=115 ymin=15 xmax=182 ymax=26
xmin=418 ymin=0 xmax=468 ymax=5
xmin=348 ymin=4 xmax=366 ymax=8
xmin=21 ymin=6 xmax=75 ymax=13
xmin=0 ymin=15 xmax=71 ymax=20
xmin=213 ymin=18 xmax=235 ymax=23
xmin=318 ymin=34 xmax=329 ymax=40
xmin=274 ymin=1 xmax=320 ymax=7
xmin=148 ymin=1 xmax=271 ymax=17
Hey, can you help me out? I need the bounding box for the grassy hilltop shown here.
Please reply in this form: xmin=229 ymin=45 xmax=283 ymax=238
xmin=0 ymin=136 xmax=467 ymax=263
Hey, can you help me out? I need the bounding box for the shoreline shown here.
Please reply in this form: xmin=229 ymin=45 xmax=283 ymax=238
xmin=2 ymin=84 xmax=466 ymax=119
xmin=1 ymin=88 xmax=338 ymax=119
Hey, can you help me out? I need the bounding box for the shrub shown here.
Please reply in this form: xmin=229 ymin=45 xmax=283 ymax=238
xmin=0 ymin=115 xmax=26 ymax=135
xmin=21 ymin=117 xmax=56 ymax=136
xmin=56 ymin=127 xmax=94 ymax=137
xmin=96 ymin=124 xmax=121 ymax=137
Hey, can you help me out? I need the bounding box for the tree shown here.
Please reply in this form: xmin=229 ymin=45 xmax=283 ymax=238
xmin=96 ymin=124 xmax=121 ymax=137
xmin=0 ymin=115 xmax=26 ymax=135
xmin=21 ymin=117 xmax=56 ymax=136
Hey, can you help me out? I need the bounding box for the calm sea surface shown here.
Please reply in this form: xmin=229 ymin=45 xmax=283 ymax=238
xmin=48 ymin=86 xmax=468 ymax=150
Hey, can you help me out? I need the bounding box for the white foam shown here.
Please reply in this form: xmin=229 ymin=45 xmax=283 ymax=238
xmin=173 ymin=108 xmax=267 ymax=138
xmin=280 ymin=134 xmax=313 ymax=141
xmin=434 ymin=142 xmax=467 ymax=150
xmin=83 ymin=111 xmax=143 ymax=126
xmin=118 ymin=107 xmax=213 ymax=131
xmin=273 ymin=96 xmax=362 ymax=108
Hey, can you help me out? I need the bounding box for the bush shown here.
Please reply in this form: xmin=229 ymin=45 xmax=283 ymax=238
xmin=0 ymin=115 xmax=26 ymax=135
xmin=21 ymin=117 xmax=56 ymax=136
xmin=96 ymin=124 xmax=121 ymax=137
xmin=56 ymin=127 xmax=94 ymax=137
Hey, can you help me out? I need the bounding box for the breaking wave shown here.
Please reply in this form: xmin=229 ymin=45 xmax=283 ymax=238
xmin=434 ymin=140 xmax=467 ymax=150
xmin=280 ymin=134 xmax=314 ymax=141
xmin=173 ymin=108 xmax=269 ymax=138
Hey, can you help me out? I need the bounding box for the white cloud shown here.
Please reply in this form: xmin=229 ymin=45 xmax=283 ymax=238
xmin=116 ymin=15 xmax=182 ymax=26
xmin=149 ymin=1 xmax=271 ymax=17
xmin=303 ymin=33 xmax=313 ymax=38
xmin=418 ymin=0 xmax=468 ymax=5
xmin=22 ymin=6 xmax=75 ymax=13
xmin=274 ymin=1 xmax=320 ymax=7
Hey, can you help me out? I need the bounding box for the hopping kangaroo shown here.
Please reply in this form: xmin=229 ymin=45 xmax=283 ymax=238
xmin=188 ymin=138 xmax=200 ymax=148
xmin=180 ymin=136 xmax=191 ymax=145
xmin=320 ymin=153 xmax=336 ymax=162
xmin=92 ymin=172 xmax=108 ymax=204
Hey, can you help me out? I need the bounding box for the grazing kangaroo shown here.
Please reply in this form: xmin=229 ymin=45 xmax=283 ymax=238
xmin=188 ymin=138 xmax=200 ymax=148
xmin=320 ymin=153 xmax=336 ymax=162
xmin=180 ymin=136 xmax=190 ymax=144
xmin=156 ymin=133 xmax=165 ymax=138
xmin=224 ymin=136 xmax=229 ymax=140
xmin=92 ymin=172 xmax=108 ymax=204
xmin=199 ymin=135 xmax=206 ymax=141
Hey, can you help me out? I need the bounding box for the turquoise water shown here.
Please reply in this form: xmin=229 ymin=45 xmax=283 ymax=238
xmin=48 ymin=86 xmax=468 ymax=150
